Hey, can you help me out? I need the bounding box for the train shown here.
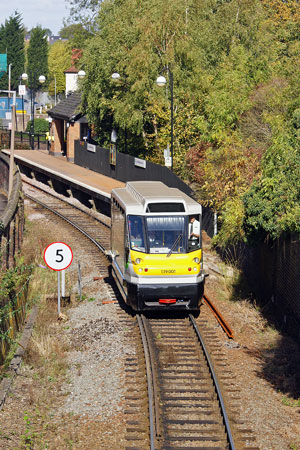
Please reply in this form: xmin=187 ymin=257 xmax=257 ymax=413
xmin=108 ymin=181 xmax=205 ymax=311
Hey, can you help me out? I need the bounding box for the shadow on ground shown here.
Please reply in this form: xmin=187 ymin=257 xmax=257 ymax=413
xmin=231 ymin=270 xmax=300 ymax=400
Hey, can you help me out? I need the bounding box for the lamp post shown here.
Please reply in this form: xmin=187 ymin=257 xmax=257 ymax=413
xmin=156 ymin=69 xmax=174 ymax=171
xmin=21 ymin=72 xmax=45 ymax=149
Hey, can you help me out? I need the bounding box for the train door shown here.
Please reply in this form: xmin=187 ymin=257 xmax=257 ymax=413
xmin=111 ymin=199 xmax=125 ymax=277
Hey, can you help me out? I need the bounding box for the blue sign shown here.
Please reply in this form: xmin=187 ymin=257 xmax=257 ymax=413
xmin=0 ymin=97 xmax=28 ymax=119
xmin=0 ymin=54 xmax=7 ymax=79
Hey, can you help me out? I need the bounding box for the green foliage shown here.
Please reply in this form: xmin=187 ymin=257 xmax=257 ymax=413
xmin=0 ymin=262 xmax=33 ymax=305
xmin=243 ymin=136 xmax=300 ymax=242
xmin=213 ymin=197 xmax=246 ymax=247
xmin=66 ymin=0 xmax=102 ymax=31
xmin=58 ymin=24 xmax=92 ymax=48
xmin=26 ymin=27 xmax=48 ymax=90
xmin=78 ymin=0 xmax=300 ymax=245
xmin=0 ymin=262 xmax=33 ymax=347
xmin=48 ymin=41 xmax=72 ymax=96
xmin=21 ymin=412 xmax=37 ymax=449
xmin=281 ymin=396 xmax=300 ymax=407
xmin=0 ymin=12 xmax=25 ymax=91
xmin=26 ymin=118 xmax=49 ymax=133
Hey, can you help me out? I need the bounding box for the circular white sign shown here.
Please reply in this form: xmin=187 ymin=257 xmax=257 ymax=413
xmin=43 ymin=242 xmax=73 ymax=271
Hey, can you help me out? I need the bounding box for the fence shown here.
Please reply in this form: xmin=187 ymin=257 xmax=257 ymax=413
xmin=74 ymin=140 xmax=194 ymax=197
xmin=0 ymin=127 xmax=48 ymax=150
xmin=0 ymin=152 xmax=26 ymax=364
xmin=239 ymin=234 xmax=300 ymax=339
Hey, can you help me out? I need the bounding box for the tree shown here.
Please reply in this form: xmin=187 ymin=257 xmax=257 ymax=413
xmin=0 ymin=12 xmax=25 ymax=90
xmin=81 ymin=0 xmax=210 ymax=161
xmin=79 ymin=0 xmax=300 ymax=245
xmin=48 ymin=41 xmax=72 ymax=96
xmin=26 ymin=26 xmax=48 ymax=90
xmin=66 ymin=0 xmax=103 ymax=31
xmin=59 ymin=23 xmax=91 ymax=47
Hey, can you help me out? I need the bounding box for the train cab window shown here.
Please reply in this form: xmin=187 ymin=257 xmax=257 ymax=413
xmin=188 ymin=214 xmax=201 ymax=252
xmin=146 ymin=216 xmax=185 ymax=254
xmin=128 ymin=216 xmax=146 ymax=252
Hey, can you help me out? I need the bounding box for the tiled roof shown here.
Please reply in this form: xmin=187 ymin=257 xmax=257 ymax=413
xmin=64 ymin=66 xmax=79 ymax=74
xmin=48 ymin=92 xmax=83 ymax=121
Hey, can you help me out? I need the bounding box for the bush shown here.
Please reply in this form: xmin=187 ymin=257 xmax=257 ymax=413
xmin=26 ymin=118 xmax=49 ymax=134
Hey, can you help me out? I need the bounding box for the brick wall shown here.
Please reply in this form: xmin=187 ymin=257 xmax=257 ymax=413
xmin=67 ymin=122 xmax=80 ymax=161
xmin=51 ymin=119 xmax=64 ymax=155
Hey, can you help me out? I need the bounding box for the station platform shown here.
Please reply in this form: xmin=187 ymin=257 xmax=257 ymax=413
xmin=2 ymin=150 xmax=124 ymax=200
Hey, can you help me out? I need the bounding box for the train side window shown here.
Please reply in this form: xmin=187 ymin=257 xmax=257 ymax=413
xmin=128 ymin=215 xmax=145 ymax=252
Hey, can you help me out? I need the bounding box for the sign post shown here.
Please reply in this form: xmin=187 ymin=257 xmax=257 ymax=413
xmin=43 ymin=242 xmax=73 ymax=316
xmin=164 ymin=145 xmax=172 ymax=168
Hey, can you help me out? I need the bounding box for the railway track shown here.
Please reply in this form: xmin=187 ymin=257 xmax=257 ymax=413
xmin=137 ymin=314 xmax=235 ymax=450
xmin=23 ymin=179 xmax=258 ymax=450
xmin=23 ymin=180 xmax=111 ymax=277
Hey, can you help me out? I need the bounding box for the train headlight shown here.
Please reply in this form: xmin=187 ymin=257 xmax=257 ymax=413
xmin=193 ymin=257 xmax=200 ymax=264
xmin=193 ymin=267 xmax=198 ymax=272
xmin=135 ymin=258 xmax=142 ymax=264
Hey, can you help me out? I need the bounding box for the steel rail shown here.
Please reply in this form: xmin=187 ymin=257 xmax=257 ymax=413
xmin=22 ymin=178 xmax=110 ymax=229
xmin=24 ymin=192 xmax=107 ymax=254
xmin=136 ymin=315 xmax=156 ymax=450
xmin=203 ymin=293 xmax=234 ymax=339
xmin=189 ymin=314 xmax=236 ymax=450
xmin=141 ymin=315 xmax=161 ymax=440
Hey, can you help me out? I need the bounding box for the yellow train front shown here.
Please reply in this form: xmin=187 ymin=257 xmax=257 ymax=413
xmin=109 ymin=181 xmax=205 ymax=312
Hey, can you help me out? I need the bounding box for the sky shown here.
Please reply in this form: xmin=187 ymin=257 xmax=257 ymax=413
xmin=0 ymin=0 xmax=70 ymax=35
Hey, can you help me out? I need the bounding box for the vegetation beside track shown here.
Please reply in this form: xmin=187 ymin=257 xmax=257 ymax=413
xmin=78 ymin=0 xmax=300 ymax=247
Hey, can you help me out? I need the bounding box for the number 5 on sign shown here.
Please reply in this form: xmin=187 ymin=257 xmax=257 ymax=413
xmin=44 ymin=242 xmax=73 ymax=271
xmin=43 ymin=242 xmax=73 ymax=317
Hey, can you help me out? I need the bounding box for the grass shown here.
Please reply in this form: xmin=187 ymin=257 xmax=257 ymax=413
xmin=290 ymin=441 xmax=300 ymax=450
xmin=0 ymin=216 xmax=77 ymax=448
xmin=282 ymin=396 xmax=300 ymax=407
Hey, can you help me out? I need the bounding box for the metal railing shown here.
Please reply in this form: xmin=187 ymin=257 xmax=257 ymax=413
xmin=0 ymin=127 xmax=48 ymax=150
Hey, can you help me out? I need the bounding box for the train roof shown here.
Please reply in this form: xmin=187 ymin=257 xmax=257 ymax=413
xmin=111 ymin=181 xmax=202 ymax=215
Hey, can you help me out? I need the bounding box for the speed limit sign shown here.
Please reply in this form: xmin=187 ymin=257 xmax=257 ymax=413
xmin=43 ymin=242 xmax=73 ymax=271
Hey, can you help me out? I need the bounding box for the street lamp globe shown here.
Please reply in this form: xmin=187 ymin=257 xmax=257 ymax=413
xmin=21 ymin=73 xmax=28 ymax=81
xmin=78 ymin=70 xmax=86 ymax=79
xmin=39 ymin=75 xmax=46 ymax=84
xmin=111 ymin=129 xmax=118 ymax=143
xmin=156 ymin=75 xmax=167 ymax=87
xmin=112 ymin=72 xmax=121 ymax=80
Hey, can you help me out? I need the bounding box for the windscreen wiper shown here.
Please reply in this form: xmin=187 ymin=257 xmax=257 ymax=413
xmin=167 ymin=234 xmax=182 ymax=258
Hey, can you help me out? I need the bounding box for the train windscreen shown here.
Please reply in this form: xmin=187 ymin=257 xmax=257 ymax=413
xmin=146 ymin=216 xmax=185 ymax=254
